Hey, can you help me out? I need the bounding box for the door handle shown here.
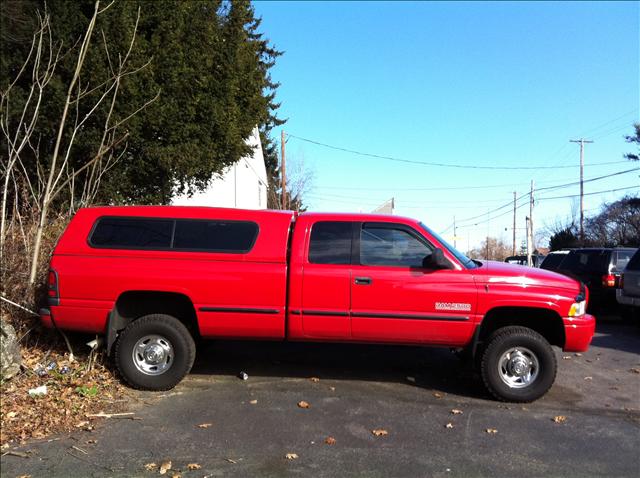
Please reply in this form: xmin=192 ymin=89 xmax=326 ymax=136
xmin=355 ymin=277 xmax=372 ymax=285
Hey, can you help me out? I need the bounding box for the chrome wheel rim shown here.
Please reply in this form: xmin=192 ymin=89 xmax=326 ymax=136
xmin=132 ymin=335 xmax=174 ymax=376
xmin=498 ymin=347 xmax=539 ymax=389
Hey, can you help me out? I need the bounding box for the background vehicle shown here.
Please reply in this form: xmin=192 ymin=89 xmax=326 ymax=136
xmin=617 ymin=249 xmax=640 ymax=321
xmin=504 ymin=255 xmax=545 ymax=268
xmin=540 ymin=250 xmax=572 ymax=271
xmin=556 ymin=248 xmax=637 ymax=314
xmin=40 ymin=206 xmax=595 ymax=402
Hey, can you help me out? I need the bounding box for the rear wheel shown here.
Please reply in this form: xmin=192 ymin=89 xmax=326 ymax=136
xmin=480 ymin=326 xmax=557 ymax=402
xmin=115 ymin=314 xmax=196 ymax=390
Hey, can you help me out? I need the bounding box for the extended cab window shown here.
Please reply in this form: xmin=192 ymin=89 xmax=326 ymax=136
xmin=90 ymin=217 xmax=258 ymax=253
xmin=309 ymin=221 xmax=352 ymax=265
xmin=173 ymin=220 xmax=258 ymax=252
xmin=90 ymin=217 xmax=173 ymax=249
xmin=360 ymin=224 xmax=432 ymax=267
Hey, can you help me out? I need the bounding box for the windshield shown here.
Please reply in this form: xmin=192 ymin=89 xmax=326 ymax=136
xmin=419 ymin=222 xmax=478 ymax=269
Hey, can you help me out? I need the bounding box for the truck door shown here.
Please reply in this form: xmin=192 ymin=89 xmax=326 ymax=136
xmin=350 ymin=222 xmax=477 ymax=345
xmin=300 ymin=221 xmax=353 ymax=339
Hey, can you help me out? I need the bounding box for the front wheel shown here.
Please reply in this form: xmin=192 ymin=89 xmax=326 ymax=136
xmin=480 ymin=326 xmax=557 ymax=402
xmin=115 ymin=314 xmax=196 ymax=391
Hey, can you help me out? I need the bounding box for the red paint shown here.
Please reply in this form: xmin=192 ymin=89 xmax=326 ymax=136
xmin=42 ymin=206 xmax=595 ymax=353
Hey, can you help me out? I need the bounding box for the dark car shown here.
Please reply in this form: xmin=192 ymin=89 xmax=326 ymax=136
xmin=539 ymin=250 xmax=572 ymax=271
xmin=617 ymin=249 xmax=640 ymax=320
xmin=556 ymin=248 xmax=637 ymax=314
xmin=504 ymin=254 xmax=545 ymax=267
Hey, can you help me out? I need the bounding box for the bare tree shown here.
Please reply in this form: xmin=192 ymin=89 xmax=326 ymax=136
xmin=22 ymin=1 xmax=157 ymax=284
xmin=268 ymin=151 xmax=313 ymax=211
xmin=0 ymin=11 xmax=59 ymax=263
xmin=467 ymin=236 xmax=512 ymax=261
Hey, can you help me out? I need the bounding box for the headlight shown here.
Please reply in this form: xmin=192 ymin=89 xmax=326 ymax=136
xmin=568 ymin=301 xmax=586 ymax=317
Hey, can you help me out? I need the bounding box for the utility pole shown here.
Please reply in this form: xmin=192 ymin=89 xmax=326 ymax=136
xmin=570 ymin=138 xmax=593 ymax=242
xmin=525 ymin=215 xmax=531 ymax=264
xmin=486 ymin=209 xmax=490 ymax=260
xmin=527 ymin=181 xmax=534 ymax=266
xmin=281 ymin=130 xmax=287 ymax=210
xmin=512 ymin=191 xmax=516 ymax=256
xmin=453 ymin=216 xmax=457 ymax=248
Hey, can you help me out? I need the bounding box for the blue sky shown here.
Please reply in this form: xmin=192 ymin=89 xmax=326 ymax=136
xmin=253 ymin=1 xmax=639 ymax=251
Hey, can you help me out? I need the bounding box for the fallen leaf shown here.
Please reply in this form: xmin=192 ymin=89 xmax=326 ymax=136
xmin=16 ymin=475 xmax=31 ymax=478
xmin=309 ymin=377 xmax=320 ymax=382
xmin=450 ymin=409 xmax=463 ymax=415
xmin=285 ymin=453 xmax=299 ymax=460
xmin=225 ymin=458 xmax=237 ymax=464
xmin=144 ymin=463 xmax=157 ymax=471
xmin=159 ymin=460 xmax=172 ymax=475
xmin=584 ymin=376 xmax=593 ymax=381
xmin=574 ymin=353 xmax=582 ymax=357
xmin=372 ymin=429 xmax=388 ymax=437
xmin=187 ymin=463 xmax=202 ymax=470
xmin=329 ymin=386 xmax=336 ymax=391
xmin=433 ymin=392 xmax=443 ymax=399
xmin=562 ymin=356 xmax=571 ymax=360
xmin=486 ymin=428 xmax=498 ymax=434
xmin=7 ymin=411 xmax=17 ymax=418
xmin=553 ymin=415 xmax=567 ymax=423
xmin=324 ymin=436 xmax=336 ymax=445
xmin=249 ymin=399 xmax=258 ymax=405
xmin=170 ymin=474 xmax=181 ymax=478
xmin=197 ymin=423 xmax=213 ymax=428
xmin=86 ymin=439 xmax=97 ymax=444
xmin=297 ymin=400 xmax=310 ymax=409
xmin=445 ymin=422 xmax=454 ymax=429
xmin=630 ymin=368 xmax=640 ymax=374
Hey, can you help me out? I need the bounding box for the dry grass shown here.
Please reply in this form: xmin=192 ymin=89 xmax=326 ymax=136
xmin=1 ymin=207 xmax=126 ymax=447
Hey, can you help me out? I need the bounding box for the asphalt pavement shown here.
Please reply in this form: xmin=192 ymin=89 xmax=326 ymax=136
xmin=2 ymin=318 xmax=639 ymax=478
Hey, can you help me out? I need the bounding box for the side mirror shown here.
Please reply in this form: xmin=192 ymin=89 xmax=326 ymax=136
xmin=422 ymin=248 xmax=453 ymax=270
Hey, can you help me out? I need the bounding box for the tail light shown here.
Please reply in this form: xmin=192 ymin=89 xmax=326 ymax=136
xmin=602 ymin=274 xmax=616 ymax=288
xmin=48 ymin=270 xmax=59 ymax=302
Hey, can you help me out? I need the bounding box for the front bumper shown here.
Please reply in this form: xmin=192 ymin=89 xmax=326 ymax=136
xmin=563 ymin=313 xmax=596 ymax=352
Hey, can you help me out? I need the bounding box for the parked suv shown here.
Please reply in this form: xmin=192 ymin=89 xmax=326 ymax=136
xmin=617 ymin=249 xmax=640 ymax=320
xmin=556 ymin=248 xmax=637 ymax=314
xmin=540 ymin=250 xmax=572 ymax=272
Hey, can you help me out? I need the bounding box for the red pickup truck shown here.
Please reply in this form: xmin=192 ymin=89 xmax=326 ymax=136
xmin=41 ymin=206 xmax=595 ymax=402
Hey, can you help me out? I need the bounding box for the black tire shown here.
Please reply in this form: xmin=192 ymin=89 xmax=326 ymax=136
xmin=480 ymin=326 xmax=557 ymax=402
xmin=115 ymin=314 xmax=196 ymax=391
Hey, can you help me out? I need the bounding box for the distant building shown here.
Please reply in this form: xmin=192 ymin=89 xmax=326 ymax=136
xmin=172 ymin=127 xmax=268 ymax=209
xmin=372 ymin=198 xmax=395 ymax=214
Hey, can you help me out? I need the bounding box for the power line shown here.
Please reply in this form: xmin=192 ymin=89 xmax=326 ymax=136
xmin=309 ymin=168 xmax=639 ymax=213
xmin=535 ymin=167 xmax=639 ymax=192
xmin=287 ymin=133 xmax=629 ymax=170
xmin=537 ymin=185 xmax=639 ymax=201
xmin=313 ymin=167 xmax=638 ymax=192
xmin=444 ymin=185 xmax=638 ymax=232
xmin=578 ymin=109 xmax=638 ymax=137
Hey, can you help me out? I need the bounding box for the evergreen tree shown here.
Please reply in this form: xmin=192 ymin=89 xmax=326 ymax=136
xmin=1 ymin=0 xmax=284 ymax=206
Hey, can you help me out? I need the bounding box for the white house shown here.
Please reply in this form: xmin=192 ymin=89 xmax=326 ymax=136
xmin=172 ymin=127 xmax=268 ymax=209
